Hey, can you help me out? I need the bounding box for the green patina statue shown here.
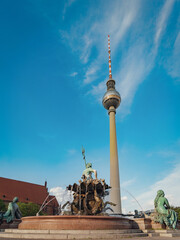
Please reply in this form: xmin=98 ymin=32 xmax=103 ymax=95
xmin=62 ymin=147 xmax=115 ymax=215
xmin=2 ymin=197 xmax=22 ymax=223
xmin=154 ymin=190 xmax=177 ymax=229
xmin=82 ymin=147 xmax=97 ymax=179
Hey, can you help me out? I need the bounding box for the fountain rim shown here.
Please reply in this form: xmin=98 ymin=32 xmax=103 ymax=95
xmin=19 ymin=215 xmax=133 ymax=230
xmin=21 ymin=215 xmax=128 ymax=221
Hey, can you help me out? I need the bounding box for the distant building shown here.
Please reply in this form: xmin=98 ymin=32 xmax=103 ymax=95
xmin=0 ymin=177 xmax=59 ymax=215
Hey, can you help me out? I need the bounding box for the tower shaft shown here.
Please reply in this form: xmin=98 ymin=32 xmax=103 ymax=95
xmin=109 ymin=106 xmax=122 ymax=214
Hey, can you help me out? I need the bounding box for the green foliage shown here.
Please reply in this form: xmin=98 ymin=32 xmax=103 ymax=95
xmin=0 ymin=199 xmax=6 ymax=212
xmin=17 ymin=202 xmax=40 ymax=217
xmin=171 ymin=206 xmax=180 ymax=221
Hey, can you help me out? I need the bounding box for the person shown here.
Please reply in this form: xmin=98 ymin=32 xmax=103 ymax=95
xmin=3 ymin=197 xmax=22 ymax=223
xmin=134 ymin=209 xmax=140 ymax=218
xmin=154 ymin=190 xmax=177 ymax=229
xmin=134 ymin=209 xmax=145 ymax=218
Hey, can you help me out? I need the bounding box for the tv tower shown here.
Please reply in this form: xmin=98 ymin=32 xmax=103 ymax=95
xmin=102 ymin=35 xmax=122 ymax=214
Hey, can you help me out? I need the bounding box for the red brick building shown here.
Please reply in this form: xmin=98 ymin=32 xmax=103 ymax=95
xmin=0 ymin=177 xmax=59 ymax=215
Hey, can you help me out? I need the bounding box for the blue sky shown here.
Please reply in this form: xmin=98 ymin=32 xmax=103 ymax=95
xmin=0 ymin=0 xmax=180 ymax=212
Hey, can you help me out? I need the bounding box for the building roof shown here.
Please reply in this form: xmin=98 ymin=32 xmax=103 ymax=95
xmin=0 ymin=177 xmax=59 ymax=207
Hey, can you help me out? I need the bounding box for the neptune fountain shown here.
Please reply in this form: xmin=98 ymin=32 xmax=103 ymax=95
xmin=1 ymin=150 xmax=178 ymax=232
xmin=17 ymin=148 xmax=133 ymax=230
xmin=62 ymin=147 xmax=115 ymax=215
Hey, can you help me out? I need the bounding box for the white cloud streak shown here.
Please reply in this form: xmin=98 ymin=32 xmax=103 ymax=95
xmin=167 ymin=31 xmax=180 ymax=81
xmin=115 ymin=42 xmax=154 ymax=117
xmin=137 ymin=162 xmax=180 ymax=210
xmin=89 ymin=0 xmax=175 ymax=118
xmin=84 ymin=64 xmax=99 ymax=84
xmin=61 ymin=0 xmax=176 ymax=118
xmin=62 ymin=0 xmax=76 ymax=20
xmin=61 ymin=0 xmax=140 ymax=84
xmin=122 ymin=178 xmax=136 ymax=188
xmin=122 ymin=196 xmax=128 ymax=201
xmin=121 ymin=141 xmax=180 ymax=212
xmin=67 ymin=148 xmax=77 ymax=155
xmin=154 ymin=0 xmax=175 ymax=50
xmin=86 ymin=0 xmax=139 ymax=83
xmin=70 ymin=72 xmax=78 ymax=77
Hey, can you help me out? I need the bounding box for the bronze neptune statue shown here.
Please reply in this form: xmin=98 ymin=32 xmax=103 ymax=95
xmin=82 ymin=147 xmax=97 ymax=179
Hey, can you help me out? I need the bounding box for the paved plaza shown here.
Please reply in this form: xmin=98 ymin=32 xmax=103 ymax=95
xmin=0 ymin=238 xmax=180 ymax=240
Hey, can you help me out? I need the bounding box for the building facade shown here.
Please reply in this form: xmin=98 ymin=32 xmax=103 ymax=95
xmin=0 ymin=177 xmax=59 ymax=215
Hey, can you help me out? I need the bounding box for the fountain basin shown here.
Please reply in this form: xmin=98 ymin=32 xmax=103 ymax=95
xmin=19 ymin=215 xmax=132 ymax=230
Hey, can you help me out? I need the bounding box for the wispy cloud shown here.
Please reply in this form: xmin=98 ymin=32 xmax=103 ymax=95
xmin=62 ymin=0 xmax=76 ymax=20
xmin=122 ymin=178 xmax=136 ymax=188
xmin=137 ymin=162 xmax=180 ymax=210
xmin=154 ymin=0 xmax=175 ymax=50
xmin=115 ymin=41 xmax=154 ymax=117
xmin=121 ymin=140 xmax=180 ymax=212
xmin=89 ymin=0 xmax=175 ymax=118
xmin=70 ymin=72 xmax=78 ymax=77
xmin=85 ymin=0 xmax=139 ymax=83
xmin=87 ymin=80 xmax=106 ymax=102
xmin=67 ymin=148 xmax=77 ymax=155
xmin=60 ymin=0 xmax=176 ymax=118
xmin=147 ymin=140 xmax=180 ymax=160
xmin=84 ymin=64 xmax=99 ymax=84
xmin=122 ymin=196 xmax=128 ymax=201
xmin=167 ymin=31 xmax=180 ymax=82
xmin=60 ymin=0 xmax=140 ymax=84
xmin=80 ymin=33 xmax=93 ymax=64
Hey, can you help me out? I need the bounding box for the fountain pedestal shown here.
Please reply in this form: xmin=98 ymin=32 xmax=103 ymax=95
xmin=0 ymin=219 xmax=21 ymax=229
xmin=19 ymin=215 xmax=132 ymax=230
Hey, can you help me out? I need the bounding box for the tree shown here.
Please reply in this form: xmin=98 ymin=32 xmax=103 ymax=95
xmin=17 ymin=202 xmax=40 ymax=217
xmin=0 ymin=199 xmax=6 ymax=212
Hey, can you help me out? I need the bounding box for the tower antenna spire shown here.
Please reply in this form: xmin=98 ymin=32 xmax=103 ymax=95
xmin=108 ymin=35 xmax=112 ymax=79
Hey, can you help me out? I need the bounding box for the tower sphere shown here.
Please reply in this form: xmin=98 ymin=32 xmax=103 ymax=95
xmin=102 ymin=88 xmax=121 ymax=110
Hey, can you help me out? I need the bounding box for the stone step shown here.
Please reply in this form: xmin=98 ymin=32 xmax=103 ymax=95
xmin=154 ymin=230 xmax=180 ymax=233
xmin=144 ymin=229 xmax=180 ymax=232
xmin=0 ymin=232 xmax=148 ymax=239
xmin=5 ymin=229 xmax=142 ymax=234
xmin=143 ymin=229 xmax=180 ymax=238
xmin=147 ymin=233 xmax=160 ymax=237
xmin=160 ymin=233 xmax=180 ymax=237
